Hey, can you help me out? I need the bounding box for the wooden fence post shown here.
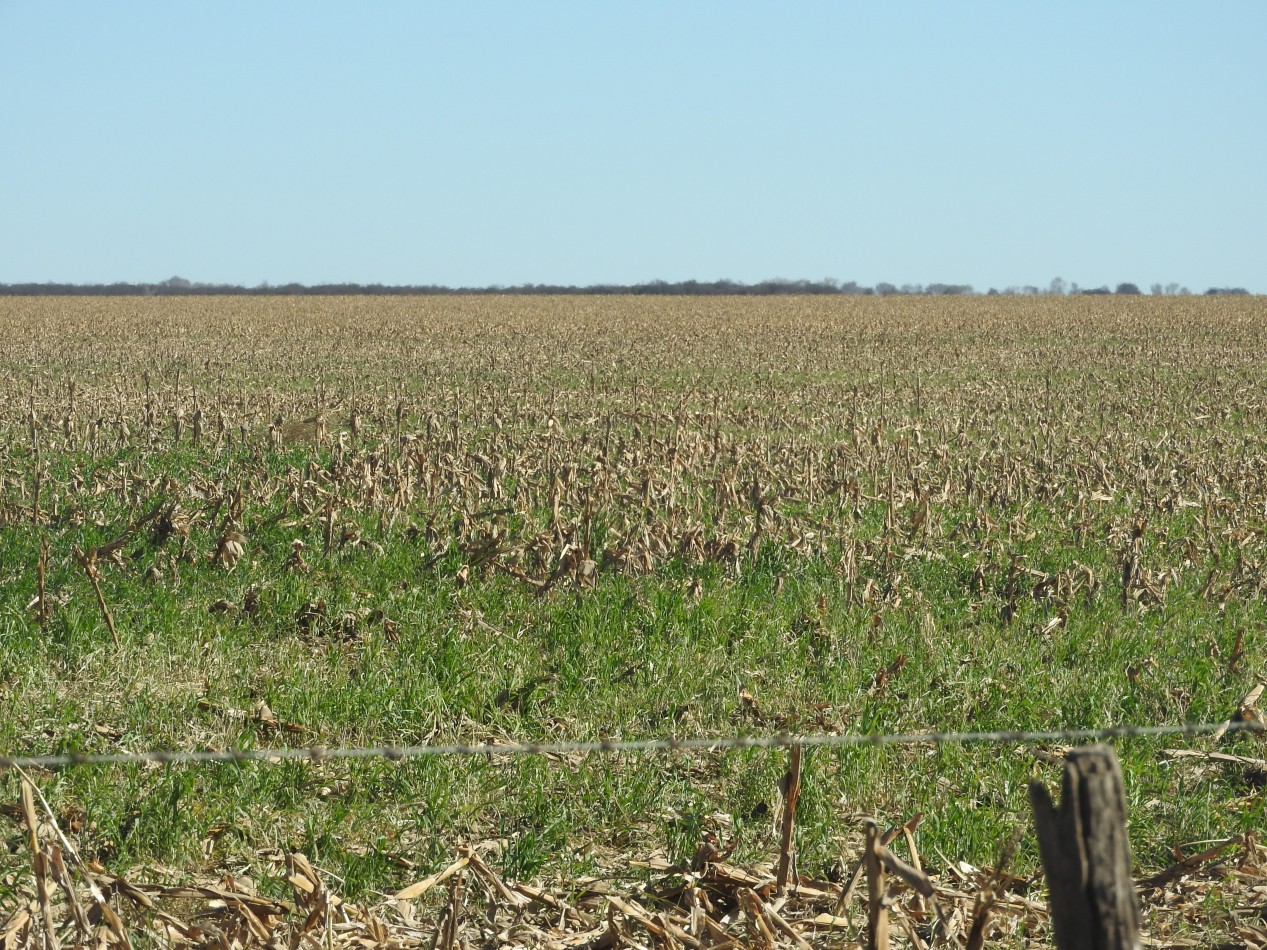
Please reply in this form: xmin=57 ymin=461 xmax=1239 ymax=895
xmin=1029 ymin=744 xmax=1141 ymax=950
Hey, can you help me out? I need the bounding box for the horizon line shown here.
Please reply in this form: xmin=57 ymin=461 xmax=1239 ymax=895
xmin=0 ymin=277 xmax=1256 ymax=298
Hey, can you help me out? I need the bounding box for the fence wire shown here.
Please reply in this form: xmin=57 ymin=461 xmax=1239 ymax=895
xmin=1 ymin=719 xmax=1262 ymax=771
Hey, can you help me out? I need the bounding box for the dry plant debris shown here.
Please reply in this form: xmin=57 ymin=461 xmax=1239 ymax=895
xmin=4 ymin=772 xmax=1266 ymax=950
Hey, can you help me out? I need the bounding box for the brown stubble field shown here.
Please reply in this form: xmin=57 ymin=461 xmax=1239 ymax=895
xmin=0 ymin=294 xmax=1265 ymax=946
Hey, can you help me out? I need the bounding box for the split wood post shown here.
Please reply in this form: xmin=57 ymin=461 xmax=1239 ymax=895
xmin=1029 ymin=744 xmax=1141 ymax=950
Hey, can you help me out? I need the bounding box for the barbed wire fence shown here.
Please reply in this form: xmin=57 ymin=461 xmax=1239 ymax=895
xmin=3 ymin=716 xmax=1263 ymax=946
xmin=2 ymin=718 xmax=1262 ymax=771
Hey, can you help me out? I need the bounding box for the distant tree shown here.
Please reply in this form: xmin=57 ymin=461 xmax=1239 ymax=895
xmin=1150 ymin=283 xmax=1163 ymax=295
xmin=1081 ymin=286 xmax=1112 ymax=295
xmin=987 ymin=287 xmax=1000 ymax=295
xmin=1048 ymin=277 xmax=1067 ymax=296
xmin=875 ymin=282 xmax=898 ymax=296
xmin=1115 ymin=283 xmax=1141 ymax=294
xmin=1164 ymin=283 xmax=1181 ymax=295
xmin=1205 ymin=287 xmax=1250 ymax=295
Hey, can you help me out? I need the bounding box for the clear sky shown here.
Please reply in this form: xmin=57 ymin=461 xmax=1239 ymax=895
xmin=2 ymin=2 xmax=1263 ymax=291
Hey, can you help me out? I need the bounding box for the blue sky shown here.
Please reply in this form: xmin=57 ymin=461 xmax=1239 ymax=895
xmin=2 ymin=3 xmax=1263 ymax=291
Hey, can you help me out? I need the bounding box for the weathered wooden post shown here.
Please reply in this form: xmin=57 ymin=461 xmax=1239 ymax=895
xmin=1029 ymin=744 xmax=1141 ymax=950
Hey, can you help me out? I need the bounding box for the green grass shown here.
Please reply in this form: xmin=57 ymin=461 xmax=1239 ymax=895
xmin=1 ymin=487 xmax=1262 ymax=903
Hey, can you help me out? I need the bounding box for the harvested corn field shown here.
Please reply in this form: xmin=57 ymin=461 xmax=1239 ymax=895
xmin=1 ymin=294 xmax=1266 ymax=946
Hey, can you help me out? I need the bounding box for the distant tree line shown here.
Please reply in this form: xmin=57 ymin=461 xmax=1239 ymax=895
xmin=0 ymin=276 xmax=1253 ymax=296
xmin=0 ymin=277 xmax=975 ymax=296
xmin=986 ymin=279 xmax=1250 ymax=296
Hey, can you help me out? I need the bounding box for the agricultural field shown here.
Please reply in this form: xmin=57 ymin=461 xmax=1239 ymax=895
xmin=1 ymin=294 xmax=1266 ymax=945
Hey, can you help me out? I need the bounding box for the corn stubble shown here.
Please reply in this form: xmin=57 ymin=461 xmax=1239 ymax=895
xmin=1 ymin=294 xmax=1266 ymax=947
